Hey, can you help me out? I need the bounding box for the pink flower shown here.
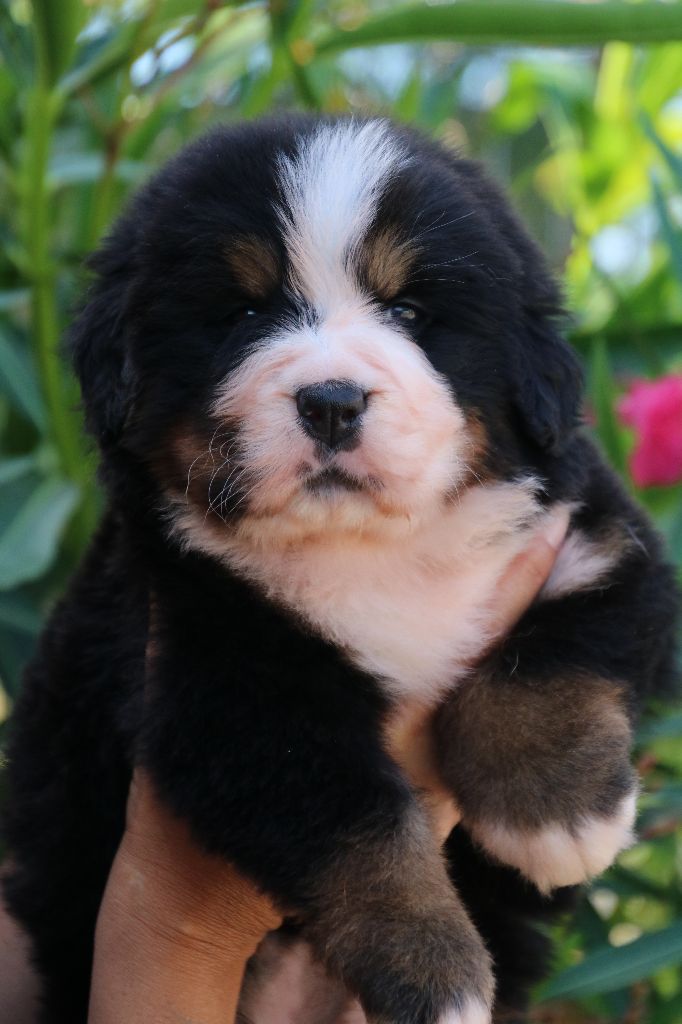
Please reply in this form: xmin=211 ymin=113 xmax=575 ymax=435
xmin=618 ymin=375 xmax=682 ymax=487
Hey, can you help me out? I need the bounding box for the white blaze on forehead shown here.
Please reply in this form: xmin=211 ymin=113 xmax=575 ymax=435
xmin=277 ymin=119 xmax=407 ymax=310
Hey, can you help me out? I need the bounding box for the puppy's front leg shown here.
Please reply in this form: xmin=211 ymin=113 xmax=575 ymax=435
xmin=141 ymin=567 xmax=493 ymax=1024
xmin=436 ymin=601 xmax=638 ymax=894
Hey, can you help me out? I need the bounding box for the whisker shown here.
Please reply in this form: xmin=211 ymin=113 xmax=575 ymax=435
xmin=421 ymin=250 xmax=480 ymax=270
xmin=411 ymin=210 xmax=475 ymax=241
xmin=207 ymin=461 xmax=245 ymax=517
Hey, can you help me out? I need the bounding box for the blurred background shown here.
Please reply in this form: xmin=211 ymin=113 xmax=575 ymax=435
xmin=1 ymin=0 xmax=682 ymax=1020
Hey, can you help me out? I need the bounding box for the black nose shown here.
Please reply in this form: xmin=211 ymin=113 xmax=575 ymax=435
xmin=296 ymin=380 xmax=367 ymax=451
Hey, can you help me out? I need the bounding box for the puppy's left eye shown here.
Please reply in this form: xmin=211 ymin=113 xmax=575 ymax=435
xmin=234 ymin=307 xmax=258 ymax=322
xmin=221 ymin=306 xmax=259 ymax=331
xmin=387 ymin=302 xmax=427 ymax=329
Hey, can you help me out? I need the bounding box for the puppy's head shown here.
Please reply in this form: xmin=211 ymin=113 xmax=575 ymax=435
xmin=71 ymin=116 xmax=582 ymax=548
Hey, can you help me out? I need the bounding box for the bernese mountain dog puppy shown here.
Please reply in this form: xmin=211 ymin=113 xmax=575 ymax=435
xmin=2 ymin=115 xmax=679 ymax=1024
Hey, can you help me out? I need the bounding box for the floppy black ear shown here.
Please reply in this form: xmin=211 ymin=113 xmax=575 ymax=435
xmin=69 ymin=219 xmax=138 ymax=449
xmin=446 ymin=156 xmax=583 ymax=454
xmin=513 ymin=311 xmax=583 ymax=454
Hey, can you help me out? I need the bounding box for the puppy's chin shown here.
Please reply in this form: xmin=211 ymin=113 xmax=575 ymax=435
xmin=231 ymin=467 xmax=433 ymax=547
xmin=168 ymin=466 xmax=450 ymax=556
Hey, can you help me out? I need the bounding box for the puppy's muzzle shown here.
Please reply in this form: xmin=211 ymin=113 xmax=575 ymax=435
xmin=296 ymin=379 xmax=367 ymax=452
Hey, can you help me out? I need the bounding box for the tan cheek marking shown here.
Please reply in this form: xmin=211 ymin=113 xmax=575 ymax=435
xmin=159 ymin=426 xmax=247 ymax=528
xmin=145 ymin=425 xmax=201 ymax=495
xmin=459 ymin=413 xmax=490 ymax=484
xmin=226 ymin=235 xmax=279 ymax=298
xmin=361 ymin=227 xmax=417 ymax=300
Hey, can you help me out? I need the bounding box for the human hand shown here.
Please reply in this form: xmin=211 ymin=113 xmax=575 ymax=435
xmin=88 ymin=769 xmax=282 ymax=1024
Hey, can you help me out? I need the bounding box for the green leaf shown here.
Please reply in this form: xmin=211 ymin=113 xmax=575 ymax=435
xmin=48 ymin=152 xmax=149 ymax=189
xmin=638 ymin=783 xmax=682 ymax=831
xmin=641 ymin=114 xmax=682 ymax=186
xmin=650 ymin=992 xmax=682 ymax=1024
xmin=651 ymin=177 xmax=682 ymax=287
xmin=0 ymin=329 xmax=46 ymax=432
xmin=0 ymin=288 xmax=30 ymax=313
xmin=58 ymin=21 xmax=141 ymax=97
xmin=31 ymin=0 xmax=85 ymax=86
xmin=0 ymin=624 xmax=36 ymax=698
xmin=541 ymin=921 xmax=682 ymax=1000
xmin=668 ymin=498 xmax=682 ymax=567
xmin=588 ymin=337 xmax=628 ymax=478
xmin=0 ymin=593 xmax=43 ymax=635
xmin=315 ymin=2 xmax=682 ymax=55
xmin=394 ymin=65 xmax=424 ymax=122
xmin=638 ymin=710 xmax=682 ymax=744
xmin=604 ymin=864 xmax=671 ymax=901
xmin=0 ymin=476 xmax=79 ymax=590
xmin=0 ymin=453 xmax=42 ymax=485
xmin=0 ymin=6 xmax=33 ymax=83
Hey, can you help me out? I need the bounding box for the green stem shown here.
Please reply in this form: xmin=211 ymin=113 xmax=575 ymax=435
xmin=88 ymin=138 xmax=121 ymax=248
xmin=23 ymin=86 xmax=81 ymax=479
xmin=87 ymin=0 xmax=164 ymax=246
xmin=315 ymin=1 xmax=682 ymax=54
xmin=268 ymin=0 xmax=321 ymax=110
xmin=21 ymin=36 xmax=98 ymax=542
xmin=288 ymin=54 xmax=320 ymax=108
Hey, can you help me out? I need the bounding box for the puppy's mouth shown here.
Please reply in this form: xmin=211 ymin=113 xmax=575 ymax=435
xmin=304 ymin=466 xmax=370 ymax=495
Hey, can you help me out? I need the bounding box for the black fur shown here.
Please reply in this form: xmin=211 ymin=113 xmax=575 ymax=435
xmin=2 ymin=115 xmax=678 ymax=1024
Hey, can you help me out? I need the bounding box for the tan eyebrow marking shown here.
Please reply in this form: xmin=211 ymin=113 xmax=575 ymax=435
xmin=226 ymin=235 xmax=279 ymax=298
xmin=361 ymin=227 xmax=417 ymax=300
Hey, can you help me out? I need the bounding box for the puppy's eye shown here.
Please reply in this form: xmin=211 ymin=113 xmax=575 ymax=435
xmin=387 ymin=302 xmax=427 ymax=328
xmin=222 ymin=306 xmax=259 ymax=329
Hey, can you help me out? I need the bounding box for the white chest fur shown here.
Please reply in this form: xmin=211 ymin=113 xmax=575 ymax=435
xmin=221 ymin=480 xmax=546 ymax=703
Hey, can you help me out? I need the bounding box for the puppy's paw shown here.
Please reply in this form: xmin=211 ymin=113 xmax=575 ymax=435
xmin=352 ymin=909 xmax=495 ymax=1024
xmin=366 ymin=992 xmax=492 ymax=1024
xmin=470 ymin=790 xmax=637 ymax=894
xmin=437 ymin=998 xmax=492 ymax=1024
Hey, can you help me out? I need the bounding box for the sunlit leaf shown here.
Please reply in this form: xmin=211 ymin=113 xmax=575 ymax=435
xmin=58 ymin=21 xmax=141 ymax=97
xmin=540 ymin=921 xmax=682 ymax=1000
xmin=642 ymin=115 xmax=682 ymax=186
xmin=651 ymin=178 xmax=682 ymax=287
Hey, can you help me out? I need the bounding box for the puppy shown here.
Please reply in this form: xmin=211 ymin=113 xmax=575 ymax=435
xmin=2 ymin=115 xmax=678 ymax=1024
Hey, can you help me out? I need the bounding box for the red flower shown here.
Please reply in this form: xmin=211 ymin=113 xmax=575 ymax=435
xmin=618 ymin=375 xmax=682 ymax=487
